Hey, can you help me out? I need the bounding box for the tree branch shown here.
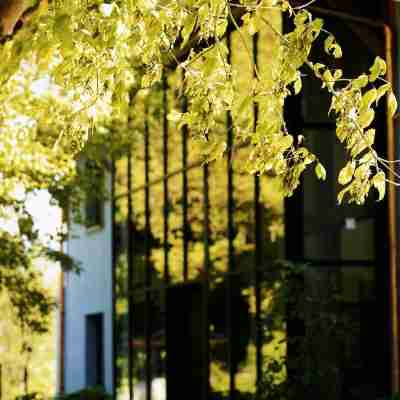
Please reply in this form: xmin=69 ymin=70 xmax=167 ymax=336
xmin=0 ymin=0 xmax=47 ymax=40
xmin=163 ymin=1 xmax=249 ymax=69
xmin=0 ymin=0 xmax=26 ymax=36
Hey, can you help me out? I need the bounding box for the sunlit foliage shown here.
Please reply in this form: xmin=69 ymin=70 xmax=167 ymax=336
xmin=0 ymin=0 xmax=397 ymax=206
xmin=0 ymin=3 xmax=397 ymax=393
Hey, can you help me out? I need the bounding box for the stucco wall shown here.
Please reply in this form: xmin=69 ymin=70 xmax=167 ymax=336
xmin=63 ymin=181 xmax=113 ymax=394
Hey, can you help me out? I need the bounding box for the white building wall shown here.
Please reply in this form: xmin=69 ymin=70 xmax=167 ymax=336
xmin=64 ymin=181 xmax=113 ymax=394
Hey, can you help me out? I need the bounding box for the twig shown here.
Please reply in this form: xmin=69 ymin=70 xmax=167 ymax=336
xmin=226 ymin=2 xmax=261 ymax=80
xmin=293 ymin=0 xmax=319 ymax=10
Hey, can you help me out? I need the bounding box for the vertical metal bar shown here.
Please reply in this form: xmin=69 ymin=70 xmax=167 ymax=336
xmin=226 ymin=31 xmax=236 ymax=400
xmin=181 ymin=72 xmax=189 ymax=281
xmin=162 ymin=73 xmax=170 ymax=284
xmin=24 ymin=365 xmax=28 ymax=394
xmin=127 ymin=151 xmax=134 ymax=400
xmin=252 ymin=32 xmax=263 ymax=398
xmin=111 ymin=157 xmax=117 ymax=399
xmin=384 ymin=23 xmax=399 ymax=394
xmin=162 ymin=71 xmax=170 ymax=400
xmin=202 ymin=163 xmax=210 ymax=400
xmin=144 ymin=107 xmax=152 ymax=400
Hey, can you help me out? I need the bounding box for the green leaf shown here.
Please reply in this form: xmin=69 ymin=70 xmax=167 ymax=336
xmin=358 ymin=109 xmax=375 ymax=129
xmin=293 ymin=75 xmax=302 ymax=94
xmin=294 ymin=10 xmax=311 ymax=27
xmin=308 ymin=18 xmax=323 ymax=40
xmin=278 ymin=135 xmax=293 ymax=150
xmin=324 ymin=34 xmax=342 ymax=58
xmin=216 ymin=18 xmax=228 ymax=37
xmin=350 ymin=141 xmax=367 ymax=158
xmin=181 ymin=15 xmax=197 ymax=47
xmin=360 ymin=88 xmax=377 ymax=111
xmin=332 ymin=44 xmax=342 ymax=58
xmin=338 ymin=162 xmax=355 ymax=185
xmin=376 ymin=83 xmax=391 ymax=105
xmin=315 ymin=162 xmax=326 ymax=181
xmin=337 ymin=186 xmax=350 ymax=205
xmin=359 ymin=151 xmax=374 ymax=164
xmin=333 ymin=69 xmax=343 ymax=80
xmin=324 ymin=35 xmax=334 ymax=54
xmin=388 ymin=91 xmax=398 ymax=118
xmin=167 ymin=110 xmax=183 ymax=122
xmin=369 ymin=56 xmax=387 ymax=82
xmin=351 ymin=74 xmax=369 ymax=90
xmin=372 ymin=171 xmax=386 ymax=201
xmin=236 ymin=95 xmax=252 ymax=116
xmin=313 ymin=63 xmax=325 ymax=77
xmin=365 ymin=128 xmax=375 ymax=146
xmin=247 ymin=16 xmax=259 ymax=36
xmin=336 ymin=125 xmax=348 ymax=142
xmin=322 ymin=69 xmax=334 ymax=90
xmin=54 ymin=14 xmax=73 ymax=51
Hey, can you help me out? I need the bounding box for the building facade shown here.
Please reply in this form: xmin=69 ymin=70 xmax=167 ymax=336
xmin=60 ymin=2 xmax=400 ymax=399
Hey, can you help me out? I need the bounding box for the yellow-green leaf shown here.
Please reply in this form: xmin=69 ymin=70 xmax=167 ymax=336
xmin=372 ymin=171 xmax=386 ymax=201
xmin=247 ymin=16 xmax=259 ymax=36
xmin=315 ymin=162 xmax=326 ymax=181
xmin=181 ymin=15 xmax=197 ymax=47
xmin=360 ymin=88 xmax=377 ymax=111
xmin=324 ymin=34 xmax=342 ymax=58
xmin=313 ymin=63 xmax=325 ymax=77
xmin=293 ymin=75 xmax=302 ymax=94
xmin=294 ymin=10 xmax=311 ymax=26
xmin=333 ymin=69 xmax=343 ymax=80
xmin=337 ymin=186 xmax=350 ymax=205
xmin=167 ymin=110 xmax=183 ymax=122
xmin=369 ymin=56 xmax=387 ymax=82
xmin=352 ymin=74 xmax=369 ymax=90
xmin=336 ymin=125 xmax=348 ymax=142
xmin=338 ymin=162 xmax=355 ymax=185
xmin=324 ymin=35 xmax=334 ymax=54
xmin=359 ymin=151 xmax=374 ymax=164
xmin=333 ymin=44 xmax=342 ymax=58
xmin=278 ymin=135 xmax=293 ymax=150
xmin=358 ymin=109 xmax=375 ymax=129
xmin=365 ymin=128 xmax=375 ymax=146
xmin=236 ymin=95 xmax=252 ymax=116
xmin=322 ymin=69 xmax=334 ymax=90
xmin=388 ymin=91 xmax=398 ymax=118
xmin=376 ymin=83 xmax=391 ymax=105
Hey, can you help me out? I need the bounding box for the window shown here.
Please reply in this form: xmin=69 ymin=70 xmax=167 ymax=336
xmin=86 ymin=313 xmax=104 ymax=387
xmin=84 ymin=160 xmax=104 ymax=229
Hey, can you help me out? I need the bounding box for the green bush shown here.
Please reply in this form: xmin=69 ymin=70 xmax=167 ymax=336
xmin=15 ymin=393 xmax=44 ymax=400
xmin=56 ymin=387 xmax=111 ymax=400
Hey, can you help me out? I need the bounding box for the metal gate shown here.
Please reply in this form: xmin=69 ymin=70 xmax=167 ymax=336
xmin=111 ymin=4 xmax=397 ymax=400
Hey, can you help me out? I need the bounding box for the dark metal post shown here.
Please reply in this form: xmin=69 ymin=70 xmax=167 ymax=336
xmin=181 ymin=72 xmax=189 ymax=282
xmin=162 ymin=74 xmax=170 ymax=284
xmin=24 ymin=365 xmax=28 ymax=395
xmin=252 ymin=32 xmax=263 ymax=398
xmin=127 ymin=151 xmax=134 ymax=400
xmin=226 ymin=31 xmax=236 ymax=400
xmin=202 ymin=163 xmax=210 ymax=400
xmin=144 ymin=107 xmax=152 ymax=400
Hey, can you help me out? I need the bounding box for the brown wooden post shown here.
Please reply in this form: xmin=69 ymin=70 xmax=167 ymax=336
xmin=384 ymin=21 xmax=400 ymax=394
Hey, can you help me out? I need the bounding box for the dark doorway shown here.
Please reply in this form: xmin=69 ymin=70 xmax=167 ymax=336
xmin=166 ymin=283 xmax=206 ymax=400
xmin=86 ymin=313 xmax=104 ymax=387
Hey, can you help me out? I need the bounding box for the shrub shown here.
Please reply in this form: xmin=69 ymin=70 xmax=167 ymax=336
xmin=57 ymin=387 xmax=111 ymax=400
xmin=15 ymin=393 xmax=44 ymax=400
